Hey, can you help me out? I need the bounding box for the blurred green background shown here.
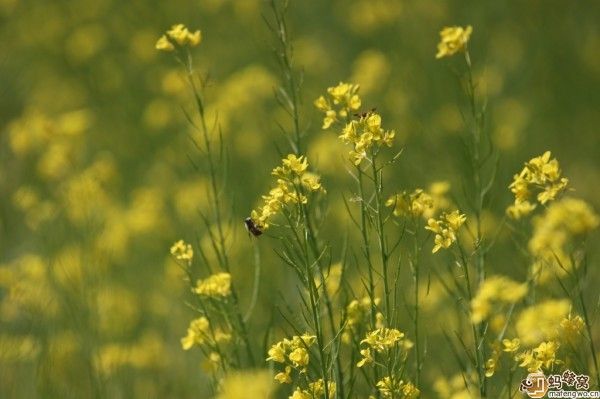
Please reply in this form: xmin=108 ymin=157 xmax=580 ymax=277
xmin=1 ymin=0 xmax=599 ymax=397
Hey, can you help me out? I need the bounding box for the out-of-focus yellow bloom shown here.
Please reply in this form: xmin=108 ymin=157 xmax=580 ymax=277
xmin=425 ymin=210 xmax=466 ymax=253
xmin=216 ymin=370 xmax=274 ymax=399
xmin=484 ymin=342 xmax=501 ymax=377
xmin=193 ymin=273 xmax=232 ymax=297
xmin=342 ymin=296 xmax=380 ymax=343
xmin=377 ymin=376 xmax=416 ymax=399
xmin=516 ymin=299 xmax=570 ymax=345
xmin=156 ymin=24 xmax=202 ymax=52
xmin=507 ymin=151 xmax=569 ymax=219
xmin=560 ymin=314 xmax=584 ymax=343
xmin=502 ymin=338 xmax=521 ymax=353
xmin=155 ymin=35 xmax=174 ymax=52
xmin=436 ymin=25 xmax=473 ymax=59
xmin=470 ymin=275 xmax=527 ymax=323
xmin=386 ymin=189 xmax=433 ymax=218
xmin=170 ymin=239 xmax=193 ymax=262
xmin=529 ymin=198 xmax=599 ymax=282
xmin=180 ymin=317 xmax=210 ymax=350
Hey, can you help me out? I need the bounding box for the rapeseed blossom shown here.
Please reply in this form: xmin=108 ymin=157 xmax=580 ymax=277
xmin=470 ymin=275 xmax=527 ymax=324
xmin=170 ymin=239 xmax=194 ymax=262
xmin=156 ymin=24 xmax=202 ymax=52
xmin=529 ymin=198 xmax=599 ymax=281
xmin=250 ymin=155 xmax=323 ymax=231
xmin=425 ymin=210 xmax=466 ymax=253
xmin=266 ymin=334 xmax=317 ymax=376
xmin=506 ymin=151 xmax=569 ymax=219
xmin=338 ymin=111 xmax=396 ymax=165
xmin=357 ymin=328 xmax=413 ymax=368
xmin=314 ymin=82 xmax=361 ymax=129
xmin=193 ymin=273 xmax=231 ymax=298
xmin=436 ymin=26 xmax=473 ymax=59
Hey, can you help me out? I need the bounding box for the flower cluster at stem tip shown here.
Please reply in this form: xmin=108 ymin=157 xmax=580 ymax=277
xmin=435 ymin=25 xmax=473 ymax=59
xmin=424 ymin=210 xmax=466 ymax=253
xmin=314 ymin=82 xmax=361 ymax=129
xmin=507 ymin=151 xmax=569 ymax=219
xmin=170 ymin=239 xmax=193 ymax=262
xmin=250 ymin=154 xmax=323 ymax=231
xmin=156 ymin=23 xmax=202 ymax=52
xmin=315 ymin=82 xmax=395 ymax=165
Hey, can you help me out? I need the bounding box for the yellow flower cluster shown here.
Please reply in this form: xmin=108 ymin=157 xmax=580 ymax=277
xmin=386 ymin=189 xmax=433 ymax=218
xmin=507 ymin=151 xmax=569 ymax=219
xmin=529 ymin=198 xmax=599 ymax=282
xmin=470 ymin=275 xmax=528 ymax=324
xmin=156 ymin=24 xmax=202 ymax=52
xmin=314 ymin=82 xmax=361 ymax=129
xmin=515 ymin=299 xmax=570 ymax=346
xmin=435 ymin=25 xmax=473 ymax=59
xmin=516 ymin=341 xmax=560 ymax=372
xmin=170 ymin=239 xmax=194 ymax=261
xmin=290 ymin=379 xmax=336 ymax=399
xmin=250 ymin=154 xmax=323 ymax=231
xmin=424 ymin=210 xmax=466 ymax=253
xmin=338 ymin=111 xmax=396 ymax=165
xmin=193 ymin=272 xmax=232 ymax=298
xmin=387 ymin=181 xmax=452 ymax=220
xmin=560 ymin=314 xmax=585 ymax=343
xmin=180 ymin=316 xmax=231 ymax=351
xmin=376 ymin=377 xmax=420 ymax=399
xmin=342 ymin=296 xmax=381 ymax=343
xmin=357 ymin=328 xmax=412 ymax=367
xmin=266 ymin=334 xmax=317 ymax=379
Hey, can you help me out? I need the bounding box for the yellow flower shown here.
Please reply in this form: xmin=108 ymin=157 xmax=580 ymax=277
xmin=155 ymin=35 xmax=174 ymax=52
xmin=502 ymin=338 xmax=521 ymax=353
xmin=356 ymin=348 xmax=373 ymax=367
xmin=361 ymin=328 xmax=406 ymax=352
xmin=266 ymin=341 xmax=286 ymax=363
xmin=436 ymin=25 xmax=473 ymax=59
xmin=193 ymin=273 xmax=232 ymax=297
xmin=386 ymin=189 xmax=434 ymax=218
xmin=507 ymin=151 xmax=569 ymax=219
xmin=156 ymin=24 xmax=202 ymax=52
xmin=251 ymin=155 xmax=323 ymax=231
xmin=402 ymin=382 xmax=420 ymax=399
xmin=288 ymin=347 xmax=309 ymax=368
xmin=470 ymin=275 xmax=527 ymax=323
xmin=274 ymin=366 xmax=292 ymax=384
xmin=180 ymin=317 xmax=210 ymax=350
xmin=170 ymin=239 xmax=193 ymax=261
xmin=425 ymin=210 xmax=466 ymax=253
xmin=529 ymin=198 xmax=599 ymax=282
xmin=314 ymin=82 xmax=361 ymax=130
xmin=560 ymin=314 xmax=584 ymax=342
xmin=516 ymin=299 xmax=570 ymax=345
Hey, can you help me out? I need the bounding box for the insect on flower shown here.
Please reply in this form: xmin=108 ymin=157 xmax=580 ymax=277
xmin=244 ymin=217 xmax=263 ymax=237
xmin=353 ymin=107 xmax=377 ymax=119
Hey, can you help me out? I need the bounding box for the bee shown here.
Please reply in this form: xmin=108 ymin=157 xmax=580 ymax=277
xmin=353 ymin=107 xmax=377 ymax=119
xmin=244 ymin=217 xmax=263 ymax=237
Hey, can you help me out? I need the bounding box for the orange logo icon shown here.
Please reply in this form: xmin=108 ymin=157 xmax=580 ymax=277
xmin=519 ymin=372 xmax=549 ymax=398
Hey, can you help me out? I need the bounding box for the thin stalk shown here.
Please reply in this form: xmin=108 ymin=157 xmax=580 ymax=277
xmin=183 ymin=53 xmax=255 ymax=367
xmin=370 ymin=152 xmax=391 ymax=324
